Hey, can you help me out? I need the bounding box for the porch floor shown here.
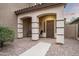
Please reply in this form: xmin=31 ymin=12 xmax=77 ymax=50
xmin=0 ymin=38 xmax=79 ymax=56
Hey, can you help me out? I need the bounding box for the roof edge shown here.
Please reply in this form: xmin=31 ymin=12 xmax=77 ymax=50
xmin=15 ymin=3 xmax=65 ymax=15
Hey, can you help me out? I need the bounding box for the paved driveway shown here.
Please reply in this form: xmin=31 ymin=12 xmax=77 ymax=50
xmin=0 ymin=38 xmax=79 ymax=56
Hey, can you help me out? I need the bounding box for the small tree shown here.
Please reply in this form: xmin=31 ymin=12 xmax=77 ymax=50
xmin=0 ymin=26 xmax=15 ymax=48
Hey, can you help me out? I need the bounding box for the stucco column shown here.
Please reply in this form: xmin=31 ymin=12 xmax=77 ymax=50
xmin=32 ymin=16 xmax=39 ymax=40
xmin=56 ymin=12 xmax=64 ymax=44
xmin=17 ymin=18 xmax=23 ymax=38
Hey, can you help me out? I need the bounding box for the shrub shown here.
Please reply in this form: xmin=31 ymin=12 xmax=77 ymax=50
xmin=0 ymin=26 xmax=15 ymax=48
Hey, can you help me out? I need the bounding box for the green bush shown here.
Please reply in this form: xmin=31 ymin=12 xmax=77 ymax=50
xmin=0 ymin=26 xmax=15 ymax=48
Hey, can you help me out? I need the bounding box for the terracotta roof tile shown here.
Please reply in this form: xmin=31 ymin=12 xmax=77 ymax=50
xmin=15 ymin=3 xmax=65 ymax=15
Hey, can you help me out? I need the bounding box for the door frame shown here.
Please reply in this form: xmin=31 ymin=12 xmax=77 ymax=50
xmin=46 ymin=20 xmax=55 ymax=38
xmin=23 ymin=19 xmax=32 ymax=37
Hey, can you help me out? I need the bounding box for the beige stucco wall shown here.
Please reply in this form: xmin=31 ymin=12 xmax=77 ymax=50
xmin=64 ymin=24 xmax=77 ymax=39
xmin=0 ymin=3 xmax=34 ymax=38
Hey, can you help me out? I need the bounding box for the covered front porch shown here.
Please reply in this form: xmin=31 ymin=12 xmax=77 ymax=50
xmin=16 ymin=3 xmax=64 ymax=44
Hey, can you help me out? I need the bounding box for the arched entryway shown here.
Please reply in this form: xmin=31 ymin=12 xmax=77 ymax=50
xmin=38 ymin=13 xmax=56 ymax=38
xmin=21 ymin=17 xmax=32 ymax=37
xmin=17 ymin=16 xmax=32 ymax=38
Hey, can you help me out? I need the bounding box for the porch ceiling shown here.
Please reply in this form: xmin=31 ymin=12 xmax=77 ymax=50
xmin=15 ymin=3 xmax=65 ymax=15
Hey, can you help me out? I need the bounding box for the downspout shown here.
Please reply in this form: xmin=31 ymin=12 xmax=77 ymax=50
xmin=75 ymin=24 xmax=78 ymax=40
xmin=75 ymin=24 xmax=76 ymax=40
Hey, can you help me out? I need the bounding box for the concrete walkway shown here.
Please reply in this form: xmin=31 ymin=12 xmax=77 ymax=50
xmin=20 ymin=42 xmax=51 ymax=56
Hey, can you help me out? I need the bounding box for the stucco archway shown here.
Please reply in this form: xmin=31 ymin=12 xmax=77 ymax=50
xmin=37 ymin=13 xmax=56 ymax=38
xmin=17 ymin=16 xmax=32 ymax=38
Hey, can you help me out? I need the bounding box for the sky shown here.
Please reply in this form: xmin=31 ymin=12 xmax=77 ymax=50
xmin=64 ymin=3 xmax=79 ymax=22
xmin=64 ymin=3 xmax=79 ymax=14
xmin=64 ymin=3 xmax=79 ymax=18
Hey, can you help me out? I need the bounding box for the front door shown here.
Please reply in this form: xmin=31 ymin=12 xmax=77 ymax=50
xmin=46 ymin=20 xmax=54 ymax=38
xmin=27 ymin=19 xmax=32 ymax=37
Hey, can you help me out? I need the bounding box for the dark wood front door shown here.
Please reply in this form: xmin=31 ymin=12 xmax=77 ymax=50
xmin=46 ymin=20 xmax=54 ymax=38
xmin=23 ymin=19 xmax=32 ymax=37
xmin=27 ymin=19 xmax=32 ymax=37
